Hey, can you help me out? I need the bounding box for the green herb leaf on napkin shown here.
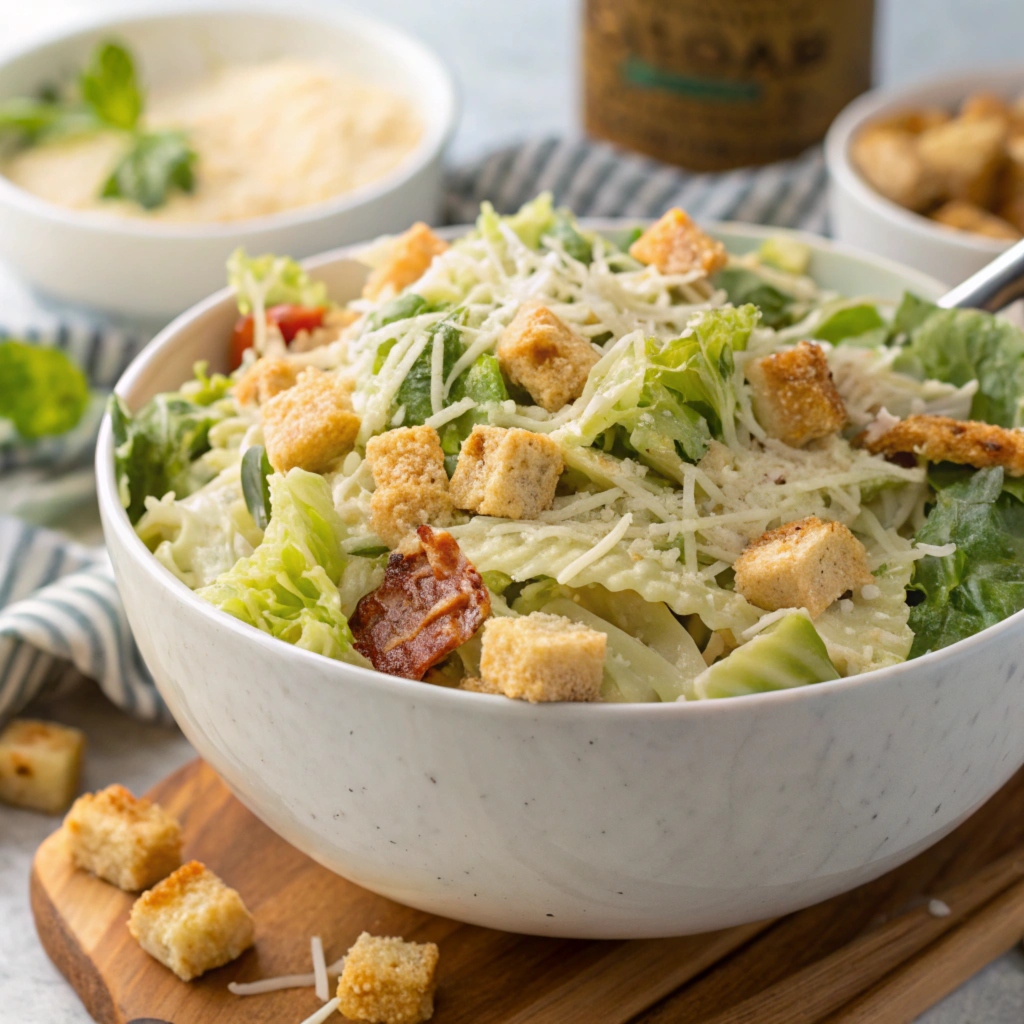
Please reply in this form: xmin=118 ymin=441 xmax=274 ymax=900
xmin=0 ymin=340 xmax=90 ymax=439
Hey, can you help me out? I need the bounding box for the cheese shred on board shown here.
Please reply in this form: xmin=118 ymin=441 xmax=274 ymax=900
xmin=115 ymin=194 xmax=1024 ymax=703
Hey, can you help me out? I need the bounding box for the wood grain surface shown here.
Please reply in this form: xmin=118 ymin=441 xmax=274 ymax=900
xmin=30 ymin=759 xmax=1024 ymax=1024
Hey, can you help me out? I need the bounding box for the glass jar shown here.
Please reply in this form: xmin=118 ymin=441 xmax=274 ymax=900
xmin=583 ymin=0 xmax=875 ymax=171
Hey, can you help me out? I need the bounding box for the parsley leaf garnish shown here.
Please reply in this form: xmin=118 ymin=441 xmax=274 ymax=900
xmin=102 ymin=130 xmax=196 ymax=209
xmin=79 ymin=41 xmax=141 ymax=131
xmin=0 ymin=40 xmax=197 ymax=211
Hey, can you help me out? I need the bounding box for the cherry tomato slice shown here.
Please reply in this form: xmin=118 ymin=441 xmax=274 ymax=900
xmin=228 ymin=305 xmax=327 ymax=369
xmin=229 ymin=315 xmax=256 ymax=369
xmin=270 ymin=305 xmax=326 ymax=342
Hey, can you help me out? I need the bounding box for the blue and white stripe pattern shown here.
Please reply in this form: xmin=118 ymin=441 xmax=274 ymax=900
xmin=0 ymin=321 xmax=173 ymax=723
xmin=0 ymin=138 xmax=827 ymax=726
xmin=445 ymin=137 xmax=827 ymax=232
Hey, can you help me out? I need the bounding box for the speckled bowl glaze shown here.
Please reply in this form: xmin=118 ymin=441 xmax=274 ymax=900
xmin=96 ymin=224 xmax=1024 ymax=938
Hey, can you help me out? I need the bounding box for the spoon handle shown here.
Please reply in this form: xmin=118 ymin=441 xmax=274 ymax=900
xmin=939 ymin=237 xmax=1024 ymax=311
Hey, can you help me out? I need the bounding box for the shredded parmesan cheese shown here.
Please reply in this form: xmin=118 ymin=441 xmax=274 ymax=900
xmin=311 ymin=936 xmax=328 ymax=1002
xmin=741 ymin=607 xmax=809 ymax=642
xmin=430 ymin=329 xmax=446 ymax=416
xmin=227 ymin=958 xmax=346 ymax=997
xmin=556 ymin=513 xmax=633 ymax=585
xmin=299 ymin=996 xmax=341 ymax=1024
xmin=914 ymin=542 xmax=957 ymax=558
xmin=424 ymin=396 xmax=477 ymax=429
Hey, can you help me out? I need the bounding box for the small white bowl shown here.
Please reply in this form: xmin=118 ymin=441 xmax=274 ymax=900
xmin=0 ymin=5 xmax=456 ymax=321
xmin=826 ymin=67 xmax=1024 ymax=286
xmin=96 ymin=223 xmax=1024 ymax=938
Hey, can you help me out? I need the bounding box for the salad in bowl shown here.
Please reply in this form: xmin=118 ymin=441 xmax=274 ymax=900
xmin=111 ymin=195 xmax=1024 ymax=705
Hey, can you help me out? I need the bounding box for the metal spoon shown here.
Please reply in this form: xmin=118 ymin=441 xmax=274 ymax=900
xmin=938 ymin=237 xmax=1024 ymax=310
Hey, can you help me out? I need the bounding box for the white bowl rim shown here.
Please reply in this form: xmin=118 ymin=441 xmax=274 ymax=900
xmin=0 ymin=0 xmax=458 ymax=239
xmin=825 ymin=64 xmax=1024 ymax=256
xmin=97 ymin=219 xmax=1021 ymax=720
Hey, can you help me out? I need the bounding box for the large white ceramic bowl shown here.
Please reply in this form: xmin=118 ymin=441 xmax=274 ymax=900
xmin=96 ymin=223 xmax=1024 ymax=938
xmin=826 ymin=67 xmax=1024 ymax=286
xmin=0 ymin=5 xmax=456 ymax=320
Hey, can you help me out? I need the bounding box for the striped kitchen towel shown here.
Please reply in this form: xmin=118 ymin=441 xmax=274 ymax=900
xmin=0 ymin=321 xmax=173 ymax=723
xmin=445 ymin=136 xmax=828 ymax=233
xmin=0 ymin=136 xmax=827 ymax=726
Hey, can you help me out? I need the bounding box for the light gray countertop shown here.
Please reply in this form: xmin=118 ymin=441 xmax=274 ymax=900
xmin=1 ymin=1 xmax=1023 ymax=1020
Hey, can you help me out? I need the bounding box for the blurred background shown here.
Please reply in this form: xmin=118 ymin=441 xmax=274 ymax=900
xmin=5 ymin=0 xmax=1024 ymax=164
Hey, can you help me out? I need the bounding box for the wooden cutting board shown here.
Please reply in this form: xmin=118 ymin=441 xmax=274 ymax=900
xmin=31 ymin=759 xmax=1024 ymax=1024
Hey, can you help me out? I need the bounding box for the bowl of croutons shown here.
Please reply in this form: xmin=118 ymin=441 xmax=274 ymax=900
xmin=826 ymin=68 xmax=1024 ymax=284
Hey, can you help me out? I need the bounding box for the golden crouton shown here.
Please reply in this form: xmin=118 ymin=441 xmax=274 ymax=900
xmin=459 ymin=675 xmax=497 ymax=694
xmin=234 ymin=357 xmax=299 ymax=406
xmin=629 ymin=207 xmax=728 ymax=277
xmin=746 ymin=341 xmax=847 ymax=448
xmin=64 ymin=784 xmax=182 ymax=891
xmin=262 ymin=367 xmax=360 ymax=473
xmin=0 ymin=718 xmax=84 ymax=814
xmin=917 ymin=117 xmax=1007 ymax=207
xmin=872 ymin=107 xmax=950 ymax=135
xmin=960 ymin=92 xmax=1011 ymax=125
xmin=496 ymin=302 xmax=600 ymax=412
xmin=930 ymin=200 xmax=1021 ymax=240
xmin=859 ymin=414 xmax=1024 ymax=476
xmin=337 ymin=932 xmax=440 ymax=1024
xmin=479 ymin=613 xmax=606 ymax=703
xmin=734 ymin=517 xmax=873 ymax=619
xmin=365 ymin=425 xmax=453 ymax=547
xmin=996 ymin=136 xmax=1024 ymax=232
xmin=128 ymin=860 xmax=254 ymax=981
xmin=850 ymin=128 xmax=940 ymax=211
xmin=449 ymin=426 xmax=563 ymax=519
xmin=363 ymin=223 xmax=448 ymax=301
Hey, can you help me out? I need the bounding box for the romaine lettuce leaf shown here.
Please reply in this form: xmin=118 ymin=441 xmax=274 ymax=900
xmin=572 ymin=307 xmax=755 ymax=472
xmin=713 ymin=267 xmax=797 ymax=328
xmin=227 ymin=248 xmax=329 ymax=316
xmin=111 ymin=363 xmax=233 ymax=523
xmin=572 ymin=336 xmax=710 ymax=473
xmin=892 ymin=292 xmax=937 ymax=336
xmin=476 ymin=193 xmax=556 ymax=250
xmin=198 ymin=469 xmax=369 ymax=664
xmin=908 ymin=465 xmax=1024 ymax=656
xmin=620 ymin=381 xmax=710 ymax=473
xmin=0 ymin=339 xmax=90 ymax=439
xmin=812 ymin=304 xmax=886 ymax=346
xmin=653 ymin=304 xmax=758 ymax=446
xmin=894 ymin=299 xmax=1024 ymax=427
xmin=369 ymin=292 xmax=431 ymax=331
xmin=758 ymin=236 xmax=810 ymax=275
xmin=693 ymin=613 xmax=839 ymax=699
xmin=439 ymin=352 xmax=509 ymax=471
xmin=545 ymin=209 xmax=595 ymax=264
xmin=375 ymin=316 xmax=465 ymax=428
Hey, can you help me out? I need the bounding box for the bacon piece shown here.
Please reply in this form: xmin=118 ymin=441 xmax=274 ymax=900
xmin=351 ymin=526 xmax=491 ymax=680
